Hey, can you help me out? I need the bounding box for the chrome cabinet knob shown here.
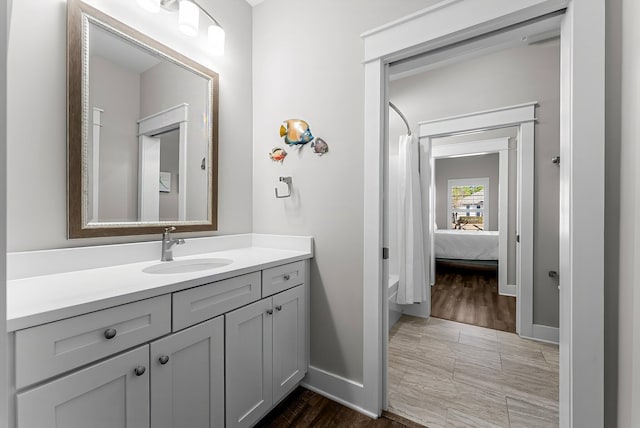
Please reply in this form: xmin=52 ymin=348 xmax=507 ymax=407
xmin=104 ymin=328 xmax=117 ymax=340
xmin=266 ymin=309 xmax=273 ymax=315
xmin=134 ymin=366 xmax=146 ymax=376
xmin=275 ymin=305 xmax=282 ymax=312
xmin=283 ymin=274 xmax=291 ymax=281
xmin=158 ymin=355 xmax=170 ymax=365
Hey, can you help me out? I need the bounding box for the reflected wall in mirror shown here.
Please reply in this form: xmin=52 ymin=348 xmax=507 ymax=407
xmin=68 ymin=0 xmax=219 ymax=238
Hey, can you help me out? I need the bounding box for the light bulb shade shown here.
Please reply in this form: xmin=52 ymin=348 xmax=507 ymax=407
xmin=136 ymin=0 xmax=161 ymax=13
xmin=208 ymin=25 xmax=225 ymax=56
xmin=178 ymin=1 xmax=199 ymax=37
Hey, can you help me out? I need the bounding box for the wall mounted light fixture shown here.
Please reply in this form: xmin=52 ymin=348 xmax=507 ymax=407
xmin=137 ymin=0 xmax=225 ymax=56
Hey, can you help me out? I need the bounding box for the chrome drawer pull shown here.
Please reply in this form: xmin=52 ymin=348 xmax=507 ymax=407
xmin=134 ymin=366 xmax=146 ymax=376
xmin=158 ymin=355 xmax=170 ymax=365
xmin=275 ymin=305 xmax=282 ymax=312
xmin=283 ymin=274 xmax=291 ymax=281
xmin=103 ymin=328 xmax=117 ymax=340
xmin=266 ymin=309 xmax=273 ymax=316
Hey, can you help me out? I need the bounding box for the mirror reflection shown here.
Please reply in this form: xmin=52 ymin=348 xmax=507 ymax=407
xmin=67 ymin=0 xmax=219 ymax=238
xmin=86 ymin=22 xmax=211 ymax=224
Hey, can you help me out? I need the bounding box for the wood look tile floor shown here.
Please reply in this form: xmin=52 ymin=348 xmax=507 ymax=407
xmin=431 ymin=262 xmax=516 ymax=333
xmin=388 ymin=316 xmax=559 ymax=428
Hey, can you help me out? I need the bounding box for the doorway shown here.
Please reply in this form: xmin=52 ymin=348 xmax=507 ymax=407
xmin=385 ymin=36 xmax=559 ymax=423
xmin=361 ymin=2 xmax=605 ymax=426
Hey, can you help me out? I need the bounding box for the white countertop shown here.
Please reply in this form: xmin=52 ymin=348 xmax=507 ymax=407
xmin=8 ymin=246 xmax=312 ymax=332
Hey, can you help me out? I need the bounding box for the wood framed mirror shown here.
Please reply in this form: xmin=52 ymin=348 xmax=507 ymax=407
xmin=67 ymin=0 xmax=219 ymax=238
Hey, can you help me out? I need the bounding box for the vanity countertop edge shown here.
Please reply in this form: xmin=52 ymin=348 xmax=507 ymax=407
xmin=7 ymin=240 xmax=313 ymax=332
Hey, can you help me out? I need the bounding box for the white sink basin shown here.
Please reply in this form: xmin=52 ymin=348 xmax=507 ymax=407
xmin=142 ymin=258 xmax=233 ymax=274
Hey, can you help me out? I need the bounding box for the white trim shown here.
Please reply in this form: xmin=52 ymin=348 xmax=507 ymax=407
xmin=431 ymin=138 xmax=509 ymax=158
xmin=138 ymin=135 xmax=161 ymax=221
xmin=361 ymin=0 xmax=568 ymax=63
xmin=423 ymin=107 xmax=536 ymax=336
xmin=362 ymin=59 xmax=385 ymax=415
xmin=427 ymin=116 xmax=530 ymax=318
xmin=137 ymin=103 xmax=189 ymax=135
xmin=419 ymin=103 xmax=537 ymax=137
xmin=503 ymin=284 xmax=517 ymax=297
xmin=362 ymin=0 xmax=604 ymax=424
xmin=558 ymin=3 xmax=605 ymax=426
xmin=517 ymin=121 xmax=535 ymax=337
xmin=0 ymin=0 xmax=8 ymax=424
xmin=301 ymin=366 xmax=375 ymax=418
xmin=388 ymin=15 xmax=562 ymax=81
xmin=498 ymin=146 xmax=510 ymax=297
xmin=528 ymin=324 xmax=560 ymax=344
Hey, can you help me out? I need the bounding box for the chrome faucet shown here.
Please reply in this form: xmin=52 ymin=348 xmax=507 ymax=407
xmin=161 ymin=226 xmax=185 ymax=261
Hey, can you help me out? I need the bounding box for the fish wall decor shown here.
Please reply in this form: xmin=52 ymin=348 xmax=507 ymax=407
xmin=269 ymin=147 xmax=288 ymax=163
xmin=280 ymin=119 xmax=314 ymax=146
xmin=310 ymin=138 xmax=329 ymax=156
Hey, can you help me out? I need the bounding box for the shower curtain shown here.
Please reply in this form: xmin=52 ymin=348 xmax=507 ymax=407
xmin=396 ymin=134 xmax=427 ymax=304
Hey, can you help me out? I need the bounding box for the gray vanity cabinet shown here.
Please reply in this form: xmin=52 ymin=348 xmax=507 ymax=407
xmin=272 ymin=285 xmax=306 ymax=401
xmin=10 ymin=259 xmax=309 ymax=428
xmin=16 ymin=346 xmax=150 ymax=428
xmin=225 ymin=284 xmax=306 ymax=428
xmin=150 ymin=316 xmax=225 ymax=428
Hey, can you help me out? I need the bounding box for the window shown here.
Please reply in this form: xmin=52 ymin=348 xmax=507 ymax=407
xmin=447 ymin=177 xmax=490 ymax=230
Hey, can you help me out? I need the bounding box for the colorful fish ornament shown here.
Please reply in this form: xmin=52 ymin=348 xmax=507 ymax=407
xmin=269 ymin=147 xmax=288 ymax=163
xmin=280 ymin=119 xmax=314 ymax=146
xmin=310 ymin=138 xmax=329 ymax=156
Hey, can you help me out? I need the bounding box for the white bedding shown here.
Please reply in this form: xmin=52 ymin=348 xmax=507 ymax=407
xmin=434 ymin=229 xmax=499 ymax=260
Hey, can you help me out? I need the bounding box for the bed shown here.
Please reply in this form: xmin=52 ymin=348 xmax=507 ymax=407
xmin=434 ymin=229 xmax=499 ymax=261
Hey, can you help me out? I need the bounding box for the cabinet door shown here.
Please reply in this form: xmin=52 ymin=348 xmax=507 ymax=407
xmin=17 ymin=346 xmax=149 ymax=428
xmin=225 ymin=298 xmax=273 ymax=428
xmin=150 ymin=316 xmax=224 ymax=428
xmin=272 ymin=285 xmax=306 ymax=402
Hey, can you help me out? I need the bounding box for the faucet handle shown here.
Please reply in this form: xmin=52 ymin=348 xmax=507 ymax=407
xmin=163 ymin=226 xmax=176 ymax=239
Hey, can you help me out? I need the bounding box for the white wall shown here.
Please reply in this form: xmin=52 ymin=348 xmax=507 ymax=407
xmin=6 ymin=0 xmax=253 ymax=251
xmin=252 ymin=0 xmax=442 ymax=383
xmin=606 ymin=0 xmax=640 ymax=426
xmin=90 ymin=56 xmax=141 ymax=222
xmin=389 ymin=42 xmax=560 ymax=328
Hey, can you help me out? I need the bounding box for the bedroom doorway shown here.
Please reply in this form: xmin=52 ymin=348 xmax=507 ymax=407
xmin=428 ymin=133 xmax=518 ymax=334
xmin=384 ymin=31 xmax=560 ymax=426
xmin=363 ymin=0 xmax=605 ymax=425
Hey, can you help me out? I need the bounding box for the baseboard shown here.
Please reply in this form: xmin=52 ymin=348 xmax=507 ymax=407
xmin=301 ymin=366 xmax=377 ymax=419
xmin=529 ymin=324 xmax=559 ymax=344
xmin=499 ymin=283 xmax=517 ymax=297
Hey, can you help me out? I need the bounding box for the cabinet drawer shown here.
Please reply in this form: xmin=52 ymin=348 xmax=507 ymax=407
xmin=262 ymin=261 xmax=305 ymax=297
xmin=15 ymin=295 xmax=171 ymax=389
xmin=173 ymin=272 xmax=261 ymax=331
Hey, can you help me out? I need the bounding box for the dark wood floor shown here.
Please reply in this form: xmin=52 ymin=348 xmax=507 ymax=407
xmin=256 ymin=387 xmax=425 ymax=428
xmin=431 ymin=260 xmax=516 ymax=332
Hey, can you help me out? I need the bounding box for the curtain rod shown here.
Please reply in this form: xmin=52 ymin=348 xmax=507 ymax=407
xmin=389 ymin=102 xmax=412 ymax=136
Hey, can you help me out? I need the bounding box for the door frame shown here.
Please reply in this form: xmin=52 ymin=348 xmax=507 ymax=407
xmin=137 ymin=103 xmax=189 ymax=222
xmin=361 ymin=1 xmax=604 ymax=426
xmin=430 ymin=135 xmax=514 ymax=299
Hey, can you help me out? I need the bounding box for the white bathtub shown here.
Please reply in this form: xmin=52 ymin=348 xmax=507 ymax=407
xmin=388 ymin=275 xmax=402 ymax=330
